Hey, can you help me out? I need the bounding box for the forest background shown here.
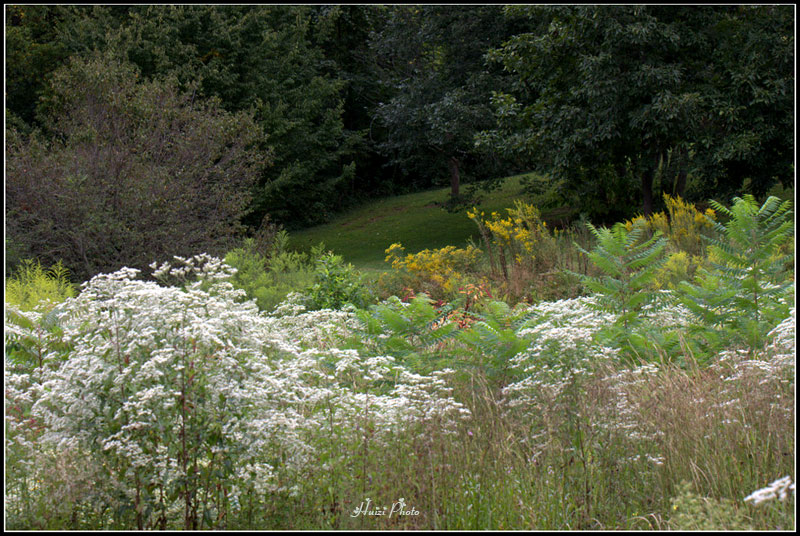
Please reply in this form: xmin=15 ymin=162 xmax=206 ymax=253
xmin=6 ymin=4 xmax=794 ymax=283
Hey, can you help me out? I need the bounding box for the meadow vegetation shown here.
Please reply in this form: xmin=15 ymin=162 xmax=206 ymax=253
xmin=5 ymin=194 xmax=794 ymax=530
xmin=6 ymin=6 xmax=793 ymax=530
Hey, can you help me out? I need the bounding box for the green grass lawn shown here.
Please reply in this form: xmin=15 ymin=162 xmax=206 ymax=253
xmin=289 ymin=172 xmax=796 ymax=273
xmin=290 ymin=174 xmax=539 ymax=270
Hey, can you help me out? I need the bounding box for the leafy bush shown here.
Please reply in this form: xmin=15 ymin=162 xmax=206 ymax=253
xmin=468 ymin=201 xmax=558 ymax=299
xmin=227 ymin=236 xmax=372 ymax=313
xmin=574 ymin=221 xmax=667 ymax=328
xmin=224 ymin=235 xmax=316 ymax=312
xmin=304 ymin=252 xmax=374 ymax=311
xmin=456 ymin=300 xmax=533 ymax=385
xmin=625 ymin=194 xmax=717 ymax=257
xmin=356 ymin=294 xmax=462 ymax=373
xmin=622 ymin=195 xmax=719 ymax=290
xmin=668 ymin=481 xmax=753 ymax=531
xmin=5 ymin=261 xmax=76 ymax=374
xmin=5 ymin=255 xmax=470 ymax=529
xmin=6 ymin=51 xmax=267 ymax=282
xmin=5 ymin=259 xmax=76 ymax=311
xmin=383 ymin=242 xmax=483 ymax=302
xmin=357 ymin=293 xmax=531 ymax=385
xmin=570 ymin=219 xmax=722 ymax=364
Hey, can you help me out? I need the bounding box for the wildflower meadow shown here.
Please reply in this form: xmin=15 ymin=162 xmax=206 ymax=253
xmin=6 ymin=5 xmax=794 ymax=530
xmin=5 ymin=195 xmax=795 ymax=530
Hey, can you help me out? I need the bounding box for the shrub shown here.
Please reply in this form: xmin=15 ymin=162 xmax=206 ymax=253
xmin=571 ymin=220 xmax=683 ymax=362
xmin=224 ymin=235 xmax=316 ymax=312
xmin=573 ymin=221 xmax=667 ymax=328
xmin=383 ymin=242 xmax=483 ymax=303
xmin=5 ymin=261 xmax=75 ymax=374
xmin=668 ymin=481 xmax=753 ymax=531
xmin=625 ymin=195 xmax=717 ymax=257
xmin=623 ymin=195 xmax=718 ymax=289
xmin=5 ymin=255 xmax=470 ymax=529
xmin=305 ymin=252 xmax=374 ymax=311
xmin=653 ymin=251 xmax=694 ymax=290
xmin=6 ymin=51 xmax=267 ymax=282
xmin=468 ymin=201 xmax=558 ymax=300
xmin=456 ymin=300 xmax=533 ymax=386
xmin=356 ymin=294 xmax=462 ymax=373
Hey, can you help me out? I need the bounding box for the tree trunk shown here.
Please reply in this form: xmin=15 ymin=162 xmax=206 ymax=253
xmin=674 ymin=146 xmax=688 ymax=198
xmin=640 ymin=152 xmax=660 ymax=217
xmin=448 ymin=156 xmax=460 ymax=198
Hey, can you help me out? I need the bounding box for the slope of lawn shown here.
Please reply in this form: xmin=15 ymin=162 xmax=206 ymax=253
xmin=290 ymin=173 xmax=543 ymax=270
xmin=292 ymin=174 xmax=795 ymax=272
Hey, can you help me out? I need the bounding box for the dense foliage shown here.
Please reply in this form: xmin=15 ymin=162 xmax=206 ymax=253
xmin=369 ymin=6 xmax=524 ymax=199
xmin=5 ymin=193 xmax=794 ymax=529
xmin=6 ymin=256 xmax=468 ymax=529
xmin=7 ymin=7 xmax=792 ymax=260
xmin=478 ymin=5 xmax=794 ymax=220
xmin=6 ymin=52 xmax=266 ymax=282
xmin=4 ymin=5 xmax=796 ymax=528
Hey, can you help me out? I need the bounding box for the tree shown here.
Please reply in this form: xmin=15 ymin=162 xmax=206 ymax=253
xmin=109 ymin=5 xmax=361 ymax=227
xmin=6 ymin=5 xmax=70 ymax=128
xmin=309 ymin=5 xmax=399 ymax=200
xmin=5 ymin=5 xmax=131 ymax=128
xmin=7 ymin=5 xmax=367 ymax=229
xmin=238 ymin=6 xmax=361 ymax=227
xmin=370 ymin=6 xmax=520 ymax=200
xmin=6 ymin=53 xmax=268 ymax=281
xmin=480 ymin=6 xmax=794 ymax=220
xmin=691 ymin=6 xmax=794 ymax=200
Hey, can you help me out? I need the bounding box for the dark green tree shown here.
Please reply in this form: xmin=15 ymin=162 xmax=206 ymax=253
xmin=97 ymin=5 xmax=361 ymax=227
xmin=5 ymin=5 xmax=131 ymax=128
xmin=8 ymin=5 xmax=366 ymax=229
xmin=370 ymin=5 xmax=520 ymax=200
xmin=309 ymin=5 xmax=398 ymax=200
xmin=480 ymin=5 xmax=794 ymax=220
xmin=689 ymin=6 xmax=795 ymax=200
xmin=240 ymin=6 xmax=361 ymax=227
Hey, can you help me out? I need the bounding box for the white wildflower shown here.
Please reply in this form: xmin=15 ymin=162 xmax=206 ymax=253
xmin=744 ymin=476 xmax=795 ymax=506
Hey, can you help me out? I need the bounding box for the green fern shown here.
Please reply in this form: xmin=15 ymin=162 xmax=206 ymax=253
xmin=5 ymin=306 xmax=72 ymax=372
xmin=355 ymin=294 xmax=461 ymax=372
xmin=457 ymin=300 xmax=531 ymax=384
xmin=679 ymin=195 xmax=794 ymax=350
xmin=572 ymin=221 xmax=668 ymax=329
xmin=224 ymin=238 xmax=316 ymax=312
xmin=5 ymin=259 xmax=76 ymax=312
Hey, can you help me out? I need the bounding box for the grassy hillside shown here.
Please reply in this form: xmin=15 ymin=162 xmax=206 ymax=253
xmin=291 ymin=174 xmax=541 ymax=270
xmin=291 ymin=174 xmax=795 ymax=272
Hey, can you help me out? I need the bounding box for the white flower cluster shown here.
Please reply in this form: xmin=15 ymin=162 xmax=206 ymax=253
xmin=712 ymin=308 xmax=796 ymax=389
xmin=6 ymin=255 xmax=469 ymax=524
xmin=744 ymin=476 xmax=795 ymax=506
xmin=503 ymin=296 xmax=619 ymax=407
xmin=599 ymin=363 xmax=665 ymax=442
xmin=149 ymin=253 xmax=238 ymax=284
xmin=269 ymin=305 xmax=362 ymax=349
xmin=639 ymin=295 xmax=694 ymax=329
xmin=764 ymin=307 xmax=796 ymax=374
